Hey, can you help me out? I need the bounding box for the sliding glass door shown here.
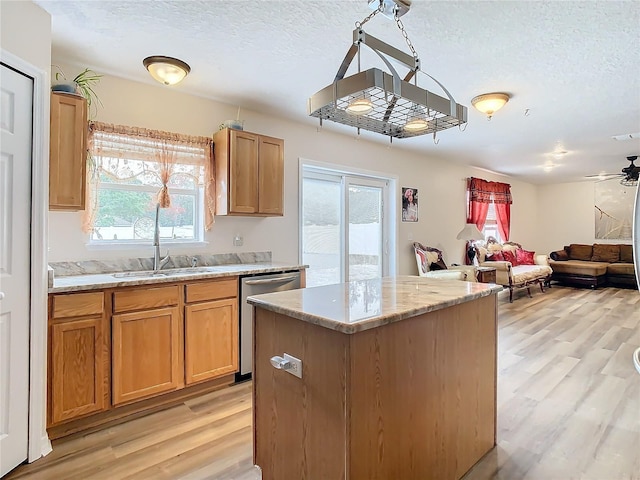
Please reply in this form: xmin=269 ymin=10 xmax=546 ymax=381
xmin=301 ymin=165 xmax=391 ymax=287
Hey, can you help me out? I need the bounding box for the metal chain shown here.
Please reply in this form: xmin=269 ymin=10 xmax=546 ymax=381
xmin=395 ymin=14 xmax=418 ymax=62
xmin=355 ymin=2 xmax=382 ymax=28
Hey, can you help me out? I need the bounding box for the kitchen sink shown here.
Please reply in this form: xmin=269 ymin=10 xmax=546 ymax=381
xmin=112 ymin=271 xmax=168 ymax=278
xmin=112 ymin=266 xmax=223 ymax=278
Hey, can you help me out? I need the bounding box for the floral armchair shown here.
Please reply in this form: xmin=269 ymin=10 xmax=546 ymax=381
xmin=412 ymin=243 xmax=477 ymax=281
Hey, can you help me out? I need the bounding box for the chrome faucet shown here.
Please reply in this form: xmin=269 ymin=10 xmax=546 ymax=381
xmin=153 ymin=203 xmax=170 ymax=271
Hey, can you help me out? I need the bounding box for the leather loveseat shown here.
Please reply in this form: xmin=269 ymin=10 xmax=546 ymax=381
xmin=549 ymin=243 xmax=636 ymax=289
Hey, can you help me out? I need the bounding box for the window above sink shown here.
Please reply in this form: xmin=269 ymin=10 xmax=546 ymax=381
xmin=85 ymin=123 xmax=215 ymax=246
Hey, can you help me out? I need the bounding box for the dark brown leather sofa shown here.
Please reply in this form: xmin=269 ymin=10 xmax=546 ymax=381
xmin=549 ymin=243 xmax=636 ymax=288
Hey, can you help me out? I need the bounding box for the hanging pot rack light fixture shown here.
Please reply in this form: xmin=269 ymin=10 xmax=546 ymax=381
xmin=308 ymin=0 xmax=467 ymax=142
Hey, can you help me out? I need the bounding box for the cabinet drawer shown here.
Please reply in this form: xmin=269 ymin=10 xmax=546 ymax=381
xmin=113 ymin=285 xmax=180 ymax=313
xmin=185 ymin=278 xmax=238 ymax=303
xmin=52 ymin=292 xmax=104 ymax=319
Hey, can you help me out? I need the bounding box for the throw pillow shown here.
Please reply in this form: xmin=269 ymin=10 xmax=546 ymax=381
xmin=502 ymin=250 xmax=518 ymax=265
xmin=550 ymin=250 xmax=569 ymax=261
xmin=430 ymin=262 xmax=447 ymax=271
xmin=516 ymin=248 xmax=536 ymax=265
xmin=485 ymin=251 xmax=505 ymax=262
xmin=591 ymin=244 xmax=620 ymax=263
xmin=425 ymin=250 xmax=440 ymax=266
xmin=568 ymin=244 xmax=593 ymax=261
xmin=619 ymin=244 xmax=633 ymax=263
xmin=415 ymin=249 xmax=429 ymax=273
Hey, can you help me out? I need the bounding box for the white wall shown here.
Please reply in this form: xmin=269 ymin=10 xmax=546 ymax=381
xmin=48 ymin=63 xmax=541 ymax=275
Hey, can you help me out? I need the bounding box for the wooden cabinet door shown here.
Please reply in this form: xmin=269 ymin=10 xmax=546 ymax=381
xmin=50 ymin=317 xmax=106 ymax=424
xmin=49 ymin=92 xmax=87 ymax=210
xmin=258 ymin=135 xmax=284 ymax=215
xmin=112 ymin=306 xmax=182 ymax=405
xmin=185 ymin=298 xmax=238 ymax=384
xmin=229 ymin=129 xmax=259 ymax=214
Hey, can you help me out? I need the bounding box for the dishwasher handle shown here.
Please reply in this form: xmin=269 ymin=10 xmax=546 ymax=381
xmin=243 ymin=275 xmax=299 ymax=286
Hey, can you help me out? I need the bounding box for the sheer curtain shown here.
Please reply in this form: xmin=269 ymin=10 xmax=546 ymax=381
xmin=467 ymin=177 xmax=512 ymax=240
xmin=83 ymin=122 xmax=215 ymax=234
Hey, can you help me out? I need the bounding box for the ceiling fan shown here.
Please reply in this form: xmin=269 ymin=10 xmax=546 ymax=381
xmin=586 ymin=155 xmax=639 ymax=186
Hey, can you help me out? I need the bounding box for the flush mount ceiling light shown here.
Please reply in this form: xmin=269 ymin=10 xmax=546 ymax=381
xmin=143 ymin=56 xmax=191 ymax=86
xmin=471 ymin=92 xmax=510 ymax=120
xmin=308 ymin=0 xmax=467 ymax=141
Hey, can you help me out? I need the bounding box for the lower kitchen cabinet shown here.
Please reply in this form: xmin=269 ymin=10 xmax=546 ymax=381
xmin=49 ymin=292 xmax=108 ymax=425
xmin=185 ymin=298 xmax=238 ymax=384
xmin=112 ymin=306 xmax=183 ymax=405
xmin=47 ymin=276 xmax=242 ymax=435
xmin=50 ymin=318 xmax=106 ymax=424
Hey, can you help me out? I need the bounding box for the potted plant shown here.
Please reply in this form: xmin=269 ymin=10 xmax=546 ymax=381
xmin=52 ymin=66 xmax=103 ymax=117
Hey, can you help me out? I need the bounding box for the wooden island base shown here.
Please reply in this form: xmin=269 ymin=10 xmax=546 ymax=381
xmin=254 ymin=294 xmax=497 ymax=480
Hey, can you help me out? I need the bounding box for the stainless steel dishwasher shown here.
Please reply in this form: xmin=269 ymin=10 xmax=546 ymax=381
xmin=237 ymin=271 xmax=301 ymax=381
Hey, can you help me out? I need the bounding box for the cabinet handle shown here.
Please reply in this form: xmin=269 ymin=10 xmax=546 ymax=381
xmin=244 ymin=275 xmax=298 ymax=285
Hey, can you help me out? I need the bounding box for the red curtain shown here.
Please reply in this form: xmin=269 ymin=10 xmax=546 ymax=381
xmin=466 ymin=178 xmax=490 ymax=229
xmin=466 ymin=177 xmax=512 ymax=241
xmin=493 ymin=181 xmax=512 ymax=241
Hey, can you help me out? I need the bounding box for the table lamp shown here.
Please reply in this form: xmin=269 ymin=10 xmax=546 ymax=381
xmin=456 ymin=223 xmax=485 ymax=265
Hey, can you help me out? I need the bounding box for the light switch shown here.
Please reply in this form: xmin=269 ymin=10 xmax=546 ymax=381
xmin=233 ymin=234 xmax=243 ymax=246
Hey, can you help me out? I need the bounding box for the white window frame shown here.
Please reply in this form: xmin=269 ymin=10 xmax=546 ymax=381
xmin=299 ymin=158 xmax=397 ymax=284
xmin=482 ymin=202 xmax=502 ymax=243
xmin=87 ymin=157 xmax=207 ymax=249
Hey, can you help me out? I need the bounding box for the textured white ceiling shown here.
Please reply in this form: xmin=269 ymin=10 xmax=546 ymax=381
xmin=35 ymin=0 xmax=640 ymax=184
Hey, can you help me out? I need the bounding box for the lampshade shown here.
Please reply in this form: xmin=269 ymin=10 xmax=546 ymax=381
xmin=143 ymin=56 xmax=190 ymax=86
xmin=456 ymin=223 xmax=485 ymax=241
xmin=471 ymin=92 xmax=510 ymax=119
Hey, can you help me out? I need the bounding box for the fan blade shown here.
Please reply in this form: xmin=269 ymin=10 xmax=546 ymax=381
xmin=585 ymin=173 xmax=621 ymax=178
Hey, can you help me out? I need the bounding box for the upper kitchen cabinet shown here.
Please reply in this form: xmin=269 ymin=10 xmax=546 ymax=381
xmin=49 ymin=92 xmax=88 ymax=210
xmin=213 ymin=128 xmax=284 ymax=216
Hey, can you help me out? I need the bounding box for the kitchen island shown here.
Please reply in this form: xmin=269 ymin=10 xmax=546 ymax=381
xmin=247 ymin=275 xmax=502 ymax=480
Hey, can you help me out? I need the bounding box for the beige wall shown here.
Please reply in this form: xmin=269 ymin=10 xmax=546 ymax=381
xmin=537 ymin=182 xmax=632 ymax=255
xmin=48 ymin=62 xmax=541 ymax=274
xmin=1 ymin=1 xmax=51 ymax=72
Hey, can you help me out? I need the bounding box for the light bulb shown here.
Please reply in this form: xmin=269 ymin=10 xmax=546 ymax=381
xmin=346 ymin=94 xmax=374 ymax=115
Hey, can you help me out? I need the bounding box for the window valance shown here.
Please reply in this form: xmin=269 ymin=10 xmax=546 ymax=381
xmin=468 ymin=177 xmax=512 ymax=205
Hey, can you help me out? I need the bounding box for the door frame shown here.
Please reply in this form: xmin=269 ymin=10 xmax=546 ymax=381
xmin=1 ymin=49 xmax=52 ymax=461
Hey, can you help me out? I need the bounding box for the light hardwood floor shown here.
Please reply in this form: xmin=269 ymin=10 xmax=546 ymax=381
xmin=6 ymin=285 xmax=640 ymax=480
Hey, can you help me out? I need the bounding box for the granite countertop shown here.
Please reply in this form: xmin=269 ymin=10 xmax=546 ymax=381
xmin=49 ymin=262 xmax=307 ymax=294
xmin=247 ymin=275 xmax=502 ymax=334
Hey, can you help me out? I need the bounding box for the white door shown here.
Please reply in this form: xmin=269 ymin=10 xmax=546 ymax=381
xmin=0 ymin=63 xmax=32 ymax=476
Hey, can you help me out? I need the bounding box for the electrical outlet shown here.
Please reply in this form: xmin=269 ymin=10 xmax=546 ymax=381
xmin=233 ymin=234 xmax=243 ymax=246
xmin=284 ymin=353 xmax=302 ymax=378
